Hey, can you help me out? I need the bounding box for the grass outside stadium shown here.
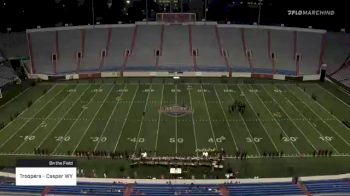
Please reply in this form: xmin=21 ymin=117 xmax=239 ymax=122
xmin=0 ymin=77 xmax=349 ymax=179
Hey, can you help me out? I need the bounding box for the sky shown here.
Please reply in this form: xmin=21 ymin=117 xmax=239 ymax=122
xmin=0 ymin=0 xmax=347 ymax=32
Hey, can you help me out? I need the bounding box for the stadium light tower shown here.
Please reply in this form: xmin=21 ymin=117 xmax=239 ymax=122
xmin=91 ymin=0 xmax=95 ymax=26
xmin=204 ymin=0 xmax=208 ymax=21
xmin=180 ymin=0 xmax=183 ymax=12
xmin=146 ymin=0 xmax=148 ymax=21
xmin=257 ymin=0 xmax=263 ymax=25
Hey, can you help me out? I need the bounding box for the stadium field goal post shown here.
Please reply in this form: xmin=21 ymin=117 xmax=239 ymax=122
xmin=156 ymin=13 xmax=196 ymax=24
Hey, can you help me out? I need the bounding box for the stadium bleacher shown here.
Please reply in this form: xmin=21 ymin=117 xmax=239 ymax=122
xmin=158 ymin=24 xmax=193 ymax=71
xmin=297 ymin=31 xmax=324 ymax=75
xmin=269 ymin=29 xmax=296 ymax=75
xmin=244 ymin=28 xmax=272 ymax=73
xmin=0 ymin=63 xmax=18 ymax=87
xmin=56 ymin=29 xmax=82 ymax=73
xmin=103 ymin=26 xmax=134 ymax=71
xmin=190 ymin=25 xmax=226 ymax=71
xmin=0 ymin=23 xmax=349 ymax=88
xmin=126 ymin=25 xmax=162 ymax=71
xmin=332 ymin=66 xmax=350 ymax=81
xmin=30 ymin=31 xmax=56 ymax=74
xmin=25 ymin=24 xmax=336 ymax=76
xmin=304 ymin=180 xmax=350 ymax=194
xmin=0 ymin=180 xmax=350 ymax=195
xmin=323 ymin=32 xmax=350 ymax=74
xmin=218 ymin=27 xmax=251 ymax=73
xmin=0 ymin=32 xmax=27 ymax=59
xmin=79 ymin=28 xmax=109 ymax=72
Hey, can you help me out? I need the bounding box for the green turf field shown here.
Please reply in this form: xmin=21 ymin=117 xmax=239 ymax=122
xmin=0 ymin=78 xmax=350 ymax=178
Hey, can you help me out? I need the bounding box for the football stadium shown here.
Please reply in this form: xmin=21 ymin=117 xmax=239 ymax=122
xmin=0 ymin=0 xmax=349 ymax=195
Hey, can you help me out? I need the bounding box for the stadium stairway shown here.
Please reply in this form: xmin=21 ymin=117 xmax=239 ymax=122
xmin=219 ymin=184 xmax=229 ymax=196
xmin=41 ymin=186 xmax=53 ymax=196
xmin=124 ymin=183 xmax=133 ymax=196
xmin=297 ymin=182 xmax=312 ymax=196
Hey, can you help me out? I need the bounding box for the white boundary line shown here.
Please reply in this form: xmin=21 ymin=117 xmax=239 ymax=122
xmin=175 ymin=84 xmax=178 ymax=154
xmin=154 ymin=84 xmax=164 ymax=154
xmin=288 ymin=85 xmax=350 ymax=147
xmin=261 ymin=85 xmax=317 ymax=151
xmin=0 ymin=84 xmax=57 ymax=134
xmin=303 ymin=85 xmax=350 ymax=131
xmin=71 ymin=85 xmax=115 ymax=154
xmin=12 ymin=116 xmax=339 ymax=122
xmin=49 ymin=83 xmax=301 ymax=86
xmin=252 ymin=84 xmax=301 ymax=155
xmin=0 ymin=152 xmax=348 ymax=159
xmin=51 ymin=85 xmax=102 ymax=154
xmin=225 ymin=153 xmax=349 ymax=159
xmin=134 ymin=84 xmax=152 ymax=152
xmin=200 ymin=84 xmax=218 ymax=150
xmin=14 ymin=85 xmax=77 ymax=153
xmin=0 ymin=87 xmax=31 ymax=110
xmin=188 ymin=85 xmax=199 ymax=157
xmin=313 ymin=84 xmax=350 ymax=108
xmin=225 ymin=84 xmax=260 ymax=156
xmin=237 ymin=84 xmax=279 ymax=152
xmin=213 ymin=85 xmax=239 ymax=151
xmin=282 ymin=95 xmax=340 ymax=154
xmin=113 ymin=85 xmax=139 ymax=152
xmin=0 ymin=85 xmax=62 ymax=150
xmin=93 ymin=84 xmax=127 ymax=151
xmin=35 ymin=85 xmax=92 ymax=150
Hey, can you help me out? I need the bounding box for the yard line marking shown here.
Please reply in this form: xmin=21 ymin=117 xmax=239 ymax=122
xmin=200 ymin=85 xmax=218 ymax=150
xmin=154 ymin=84 xmax=164 ymax=154
xmin=188 ymin=85 xmax=199 ymax=157
xmin=15 ymin=116 xmax=338 ymax=122
xmin=251 ymin=84 xmax=300 ymax=155
xmin=0 ymin=84 xmax=57 ymax=134
xmin=49 ymin=82 xmax=299 ymax=86
xmin=261 ymin=85 xmax=317 ymax=151
xmin=35 ymin=85 xmax=91 ymax=150
xmin=175 ymin=84 xmax=178 ymax=154
xmin=93 ymin=85 xmax=126 ymax=152
xmin=0 ymin=84 xmax=62 ymax=149
xmin=237 ymin=84 xmax=279 ymax=152
xmin=134 ymin=84 xmax=152 ymax=152
xmin=113 ymin=85 xmax=139 ymax=152
xmin=213 ymin=85 xmax=239 ymax=151
xmin=297 ymin=84 xmax=350 ymax=137
xmin=0 ymin=87 xmax=31 ymax=110
xmin=288 ymin=85 xmax=350 ymax=147
xmin=313 ymin=83 xmax=350 ymax=108
xmin=51 ymin=85 xmax=102 ymax=155
xmin=283 ymin=97 xmax=339 ymax=154
xmin=226 ymin=84 xmax=260 ymax=156
xmin=1 ymin=152 xmax=348 ymax=159
xmin=71 ymin=85 xmax=114 ymax=154
xmin=14 ymin=85 xmax=78 ymax=153
xmin=313 ymin=84 xmax=350 ymax=108
xmin=304 ymin=85 xmax=350 ymax=131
